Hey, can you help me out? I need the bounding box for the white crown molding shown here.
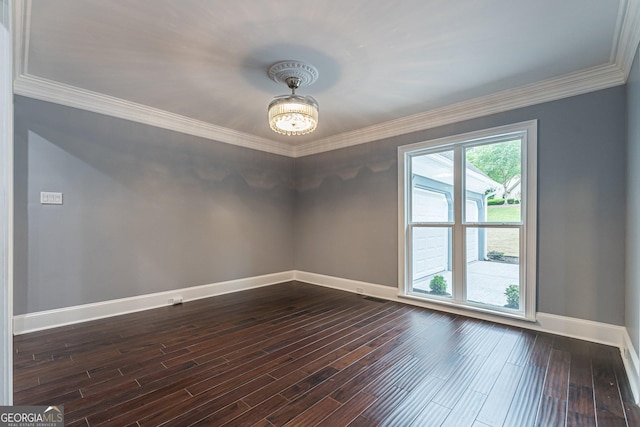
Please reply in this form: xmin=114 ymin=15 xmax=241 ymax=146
xmin=610 ymin=0 xmax=627 ymax=63
xmin=14 ymin=64 xmax=626 ymax=159
xmin=616 ymin=0 xmax=640 ymax=78
xmin=13 ymin=74 xmax=295 ymax=157
xmin=11 ymin=0 xmax=638 ymax=159
xmin=292 ymin=64 xmax=626 ymax=157
xmin=11 ymin=0 xmax=28 ymax=78
xmin=13 ymin=64 xmax=626 ymax=159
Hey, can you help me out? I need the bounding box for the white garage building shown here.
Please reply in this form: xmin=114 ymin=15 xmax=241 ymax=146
xmin=411 ymin=152 xmax=500 ymax=282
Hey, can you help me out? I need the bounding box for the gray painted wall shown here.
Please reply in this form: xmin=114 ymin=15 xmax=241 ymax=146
xmin=13 ymin=96 xmax=294 ymax=315
xmin=627 ymin=47 xmax=640 ymax=353
xmin=295 ymin=87 xmax=627 ymax=325
xmin=13 ymin=87 xmax=628 ymax=326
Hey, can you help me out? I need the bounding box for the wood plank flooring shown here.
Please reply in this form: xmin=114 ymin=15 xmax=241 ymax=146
xmin=13 ymin=281 xmax=640 ymax=426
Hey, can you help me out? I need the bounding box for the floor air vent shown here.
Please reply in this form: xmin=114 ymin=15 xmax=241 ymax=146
xmin=363 ymin=296 xmax=388 ymax=303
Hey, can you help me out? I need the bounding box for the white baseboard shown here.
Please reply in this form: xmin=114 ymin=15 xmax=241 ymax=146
xmin=12 ymin=269 xmax=640 ymax=404
xmin=294 ymin=271 xmax=622 ymax=343
xmin=13 ymin=271 xmax=295 ymax=335
xmin=622 ymin=329 xmax=640 ymax=404
xmin=293 ymin=271 xmax=398 ymax=300
xmin=534 ymin=312 xmax=625 ymax=348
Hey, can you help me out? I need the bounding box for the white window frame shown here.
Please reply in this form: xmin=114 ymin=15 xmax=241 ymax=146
xmin=398 ymin=120 xmax=537 ymax=321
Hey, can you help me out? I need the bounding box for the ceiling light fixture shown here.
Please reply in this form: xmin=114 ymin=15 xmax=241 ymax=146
xmin=268 ymin=61 xmax=319 ymax=136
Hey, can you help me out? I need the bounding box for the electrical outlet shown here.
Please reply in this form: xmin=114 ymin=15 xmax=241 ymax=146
xmin=356 ymin=287 xmax=364 ymax=294
xmin=169 ymin=297 xmax=184 ymax=305
xmin=40 ymin=191 xmax=63 ymax=205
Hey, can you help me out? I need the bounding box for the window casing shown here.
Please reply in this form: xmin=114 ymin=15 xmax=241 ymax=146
xmin=398 ymin=121 xmax=537 ymax=321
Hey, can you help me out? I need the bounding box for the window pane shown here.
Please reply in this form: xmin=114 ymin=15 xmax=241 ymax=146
xmin=465 ymin=140 xmax=521 ymax=223
xmin=465 ymin=227 xmax=520 ymax=309
xmin=411 ymin=226 xmax=452 ymax=299
xmin=411 ymin=151 xmax=454 ymax=223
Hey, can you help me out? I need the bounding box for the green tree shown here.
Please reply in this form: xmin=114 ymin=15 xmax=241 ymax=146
xmin=466 ymin=140 xmax=521 ymax=199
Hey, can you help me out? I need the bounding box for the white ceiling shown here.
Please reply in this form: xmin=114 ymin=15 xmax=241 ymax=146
xmin=12 ymin=0 xmax=640 ymax=156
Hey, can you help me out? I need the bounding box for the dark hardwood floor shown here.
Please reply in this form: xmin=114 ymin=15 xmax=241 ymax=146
xmin=13 ymin=281 xmax=640 ymax=426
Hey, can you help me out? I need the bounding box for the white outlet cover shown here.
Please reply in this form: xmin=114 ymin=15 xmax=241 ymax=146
xmin=40 ymin=192 xmax=63 ymax=205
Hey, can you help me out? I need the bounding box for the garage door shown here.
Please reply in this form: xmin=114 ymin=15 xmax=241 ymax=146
xmin=412 ymin=189 xmax=449 ymax=281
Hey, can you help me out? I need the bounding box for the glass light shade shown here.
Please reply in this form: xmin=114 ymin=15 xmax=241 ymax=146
xmin=268 ymin=95 xmax=319 ymax=136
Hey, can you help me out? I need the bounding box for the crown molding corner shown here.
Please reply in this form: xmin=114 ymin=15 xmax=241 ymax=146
xmin=616 ymin=0 xmax=640 ymax=78
xmin=12 ymin=0 xmax=28 ymax=79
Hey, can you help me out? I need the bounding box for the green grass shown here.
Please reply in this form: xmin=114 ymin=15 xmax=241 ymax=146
xmin=487 ymin=205 xmax=520 ymax=222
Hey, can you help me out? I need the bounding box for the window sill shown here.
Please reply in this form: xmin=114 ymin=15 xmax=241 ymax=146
xmin=398 ymin=292 xmax=536 ymax=323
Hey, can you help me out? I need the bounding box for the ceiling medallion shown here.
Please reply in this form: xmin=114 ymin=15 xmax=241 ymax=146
xmin=268 ymin=61 xmax=319 ymax=136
